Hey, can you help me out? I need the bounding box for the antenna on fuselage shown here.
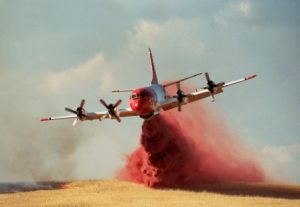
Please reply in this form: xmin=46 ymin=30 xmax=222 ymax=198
xmin=149 ymin=48 xmax=158 ymax=84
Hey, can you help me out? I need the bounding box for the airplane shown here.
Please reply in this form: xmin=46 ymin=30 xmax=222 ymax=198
xmin=40 ymin=48 xmax=257 ymax=126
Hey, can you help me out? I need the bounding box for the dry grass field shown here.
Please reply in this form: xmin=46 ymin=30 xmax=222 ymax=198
xmin=0 ymin=180 xmax=299 ymax=207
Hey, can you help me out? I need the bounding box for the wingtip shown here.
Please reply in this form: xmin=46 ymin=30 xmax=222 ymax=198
xmin=246 ymin=74 xmax=257 ymax=80
xmin=40 ymin=118 xmax=49 ymax=122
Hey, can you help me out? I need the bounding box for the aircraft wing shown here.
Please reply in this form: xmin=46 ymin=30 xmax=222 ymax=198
xmin=160 ymin=74 xmax=257 ymax=111
xmin=40 ymin=107 xmax=138 ymax=123
xmin=86 ymin=108 xmax=138 ymax=121
xmin=160 ymin=89 xmax=216 ymax=111
xmin=118 ymin=108 xmax=139 ymax=118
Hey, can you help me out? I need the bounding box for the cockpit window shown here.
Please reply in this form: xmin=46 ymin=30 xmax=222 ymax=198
xmin=130 ymin=94 xmax=140 ymax=100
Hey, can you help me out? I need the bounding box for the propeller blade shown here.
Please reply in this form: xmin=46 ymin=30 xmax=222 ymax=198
xmin=176 ymin=82 xmax=180 ymax=91
xmin=100 ymin=99 xmax=109 ymax=109
xmin=174 ymin=82 xmax=186 ymax=112
xmin=203 ymin=73 xmax=224 ymax=102
xmin=113 ymin=99 xmax=122 ymax=109
xmin=65 ymin=107 xmax=77 ymax=114
xmin=99 ymin=99 xmax=122 ymax=122
xmin=72 ymin=119 xmax=78 ymax=126
xmin=205 ymin=72 xmax=210 ymax=83
xmin=79 ymin=99 xmax=85 ymax=108
xmin=115 ymin=116 xmax=121 ymax=123
xmin=211 ymin=93 xmax=215 ymax=102
xmin=178 ymin=103 xmax=182 ymax=112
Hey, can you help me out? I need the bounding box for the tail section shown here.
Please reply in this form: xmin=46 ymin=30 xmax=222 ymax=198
xmin=149 ymin=48 xmax=158 ymax=84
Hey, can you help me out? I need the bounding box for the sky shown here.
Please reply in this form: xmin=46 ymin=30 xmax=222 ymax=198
xmin=0 ymin=0 xmax=299 ymax=183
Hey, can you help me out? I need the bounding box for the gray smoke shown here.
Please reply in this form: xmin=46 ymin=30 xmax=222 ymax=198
xmin=0 ymin=71 xmax=90 ymax=182
xmin=0 ymin=182 xmax=62 ymax=193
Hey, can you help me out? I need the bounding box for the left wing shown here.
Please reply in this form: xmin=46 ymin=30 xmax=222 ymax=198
xmin=160 ymin=74 xmax=257 ymax=111
xmin=40 ymin=109 xmax=138 ymax=121
xmin=40 ymin=99 xmax=138 ymax=125
xmin=40 ymin=108 xmax=138 ymax=124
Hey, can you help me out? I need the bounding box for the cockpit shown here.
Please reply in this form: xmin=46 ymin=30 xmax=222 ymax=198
xmin=130 ymin=93 xmax=140 ymax=100
xmin=130 ymin=91 xmax=148 ymax=100
xmin=129 ymin=87 xmax=157 ymax=117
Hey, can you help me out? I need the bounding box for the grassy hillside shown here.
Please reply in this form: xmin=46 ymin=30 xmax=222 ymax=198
xmin=0 ymin=180 xmax=299 ymax=207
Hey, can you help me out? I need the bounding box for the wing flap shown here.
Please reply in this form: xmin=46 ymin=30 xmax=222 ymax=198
xmin=186 ymin=88 xmax=222 ymax=103
xmin=160 ymin=88 xmax=223 ymax=111
xmin=41 ymin=108 xmax=138 ymax=122
xmin=118 ymin=108 xmax=138 ymax=117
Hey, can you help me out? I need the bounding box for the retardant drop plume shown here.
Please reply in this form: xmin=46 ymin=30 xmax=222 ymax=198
xmin=118 ymin=85 xmax=265 ymax=188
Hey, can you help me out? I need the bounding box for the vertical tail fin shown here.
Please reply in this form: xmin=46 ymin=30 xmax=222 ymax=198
xmin=149 ymin=48 xmax=158 ymax=84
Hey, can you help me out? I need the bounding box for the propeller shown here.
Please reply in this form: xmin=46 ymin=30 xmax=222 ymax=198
xmin=173 ymin=82 xmax=187 ymax=112
xmin=99 ymin=99 xmax=122 ymax=122
xmin=65 ymin=99 xmax=87 ymax=126
xmin=204 ymin=72 xmax=225 ymax=102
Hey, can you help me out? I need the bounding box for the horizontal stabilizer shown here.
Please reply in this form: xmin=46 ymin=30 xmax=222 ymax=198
xmin=112 ymin=89 xmax=134 ymax=93
xmin=163 ymin=72 xmax=202 ymax=88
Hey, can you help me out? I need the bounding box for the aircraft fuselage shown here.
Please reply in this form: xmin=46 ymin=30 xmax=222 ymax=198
xmin=129 ymin=84 xmax=166 ymax=118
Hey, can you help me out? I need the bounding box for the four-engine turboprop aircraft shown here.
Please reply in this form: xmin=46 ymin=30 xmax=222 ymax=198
xmin=40 ymin=48 xmax=257 ymax=126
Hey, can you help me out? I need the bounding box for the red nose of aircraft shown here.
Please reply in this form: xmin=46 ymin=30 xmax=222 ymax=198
xmin=129 ymin=88 xmax=156 ymax=116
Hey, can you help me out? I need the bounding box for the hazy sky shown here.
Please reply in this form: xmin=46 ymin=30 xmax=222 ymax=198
xmin=0 ymin=0 xmax=299 ymax=183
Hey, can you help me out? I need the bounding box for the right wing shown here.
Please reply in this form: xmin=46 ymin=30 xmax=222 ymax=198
xmin=160 ymin=89 xmax=218 ymax=111
xmin=160 ymin=74 xmax=257 ymax=111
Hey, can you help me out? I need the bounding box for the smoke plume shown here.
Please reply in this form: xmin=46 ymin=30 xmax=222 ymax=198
xmin=118 ymin=86 xmax=265 ymax=188
xmin=0 ymin=71 xmax=89 ymax=182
